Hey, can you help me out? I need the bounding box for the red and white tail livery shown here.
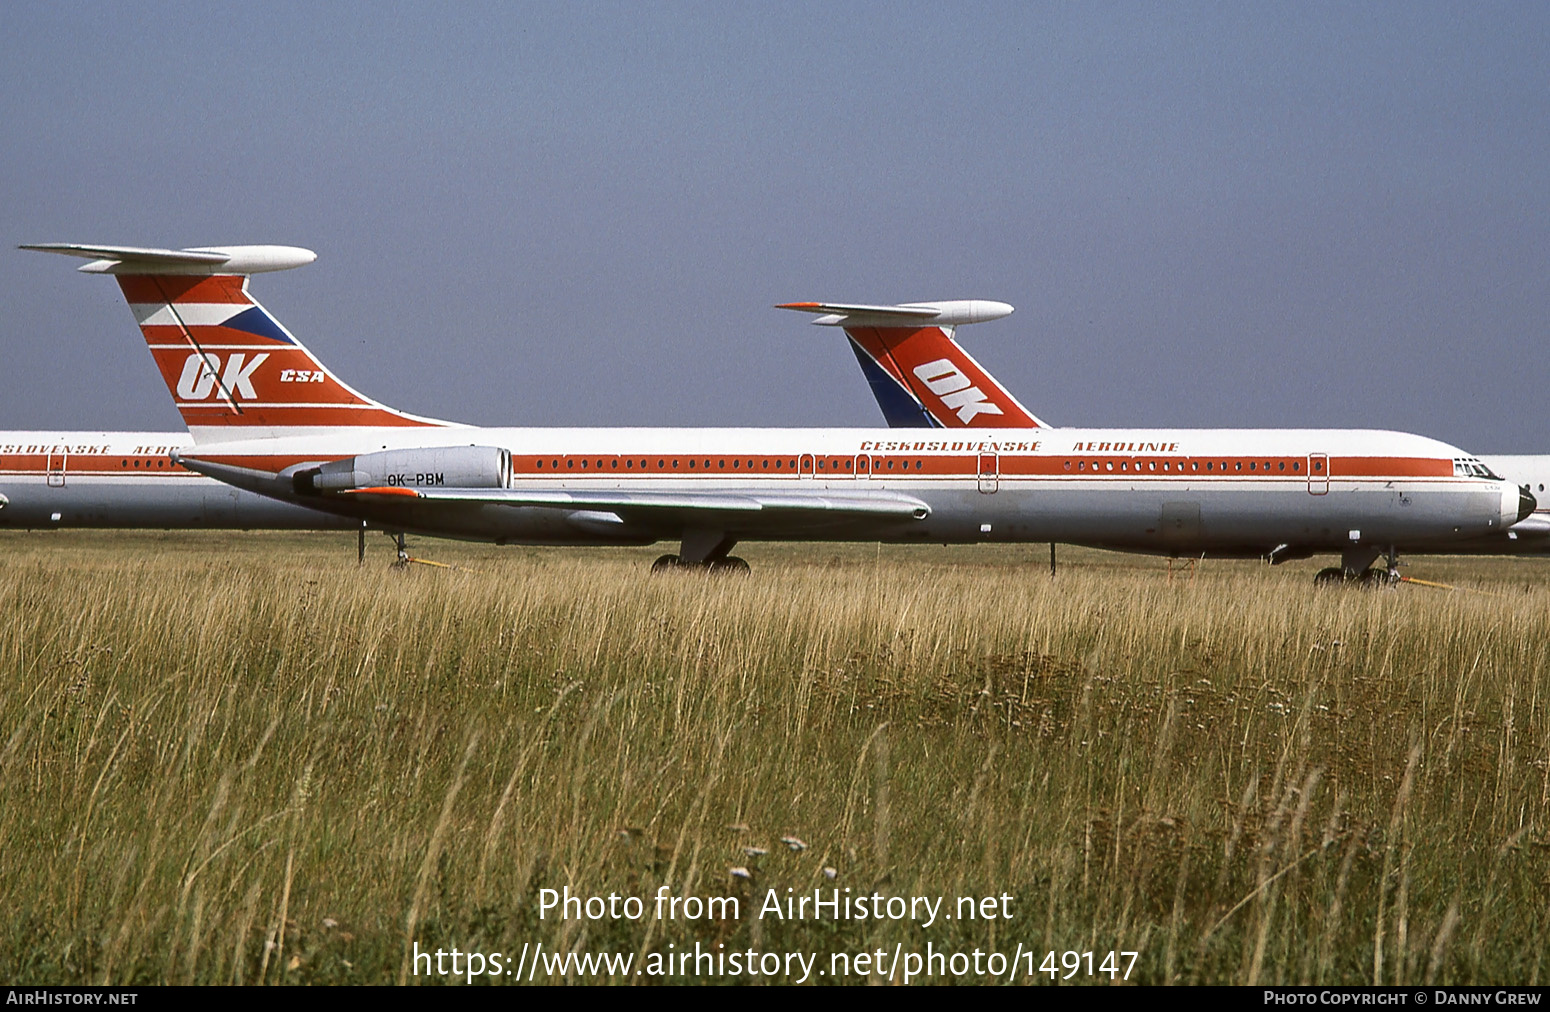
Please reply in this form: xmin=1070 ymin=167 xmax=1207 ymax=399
xmin=21 ymin=243 xmax=454 ymax=441
xmin=778 ymin=300 xmax=1045 ymax=428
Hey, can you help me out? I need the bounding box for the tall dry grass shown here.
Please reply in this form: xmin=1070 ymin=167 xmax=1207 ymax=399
xmin=1 ymin=531 xmax=1547 ymax=984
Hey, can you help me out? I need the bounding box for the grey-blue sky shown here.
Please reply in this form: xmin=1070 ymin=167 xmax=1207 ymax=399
xmin=2 ymin=2 xmax=1546 ymax=449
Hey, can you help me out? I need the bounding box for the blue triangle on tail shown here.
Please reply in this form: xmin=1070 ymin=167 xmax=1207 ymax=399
xmin=849 ymin=339 xmax=939 ymax=428
xmin=220 ymin=306 xmax=296 ymax=345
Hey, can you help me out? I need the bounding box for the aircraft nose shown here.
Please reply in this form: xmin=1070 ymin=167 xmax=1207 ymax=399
xmin=1520 ymin=484 xmax=1538 ymax=524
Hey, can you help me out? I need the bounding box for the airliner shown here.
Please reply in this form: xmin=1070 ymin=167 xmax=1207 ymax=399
xmin=22 ymin=243 xmax=1534 ymax=581
xmin=0 ymin=431 xmax=351 ymax=531
xmin=811 ymin=299 xmax=1550 ymax=560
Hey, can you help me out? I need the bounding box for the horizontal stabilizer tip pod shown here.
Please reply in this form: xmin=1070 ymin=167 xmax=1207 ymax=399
xmin=776 ymin=300 xmax=1014 ymax=327
xmin=19 ymin=243 xmax=316 ymax=275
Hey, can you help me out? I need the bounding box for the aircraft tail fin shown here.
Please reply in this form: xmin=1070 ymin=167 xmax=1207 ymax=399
xmin=777 ymin=300 xmax=1047 ymax=428
xmin=23 ymin=243 xmax=455 ymax=442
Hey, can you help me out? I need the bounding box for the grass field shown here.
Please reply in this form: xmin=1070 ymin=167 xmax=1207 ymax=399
xmin=2 ymin=530 xmax=1548 ymax=985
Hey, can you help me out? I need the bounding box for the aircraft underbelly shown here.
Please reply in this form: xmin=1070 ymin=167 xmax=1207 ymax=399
xmin=896 ymin=484 xmax=1496 ymax=551
xmin=0 ymin=477 xmax=351 ymax=530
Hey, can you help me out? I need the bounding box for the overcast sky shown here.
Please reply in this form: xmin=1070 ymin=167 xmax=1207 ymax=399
xmin=2 ymin=2 xmax=1546 ymax=450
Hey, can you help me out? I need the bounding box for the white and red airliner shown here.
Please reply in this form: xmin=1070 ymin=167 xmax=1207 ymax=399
xmin=0 ymin=431 xmax=352 ymax=531
xmin=815 ymin=300 xmax=1550 ymax=560
xmin=21 ymin=243 xmax=1534 ymax=581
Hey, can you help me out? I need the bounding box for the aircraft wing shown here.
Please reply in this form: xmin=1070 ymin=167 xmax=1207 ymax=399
xmin=341 ymin=485 xmax=931 ymax=521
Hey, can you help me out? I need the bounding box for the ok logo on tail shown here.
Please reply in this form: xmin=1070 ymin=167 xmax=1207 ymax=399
xmin=175 ymin=352 xmax=270 ymax=400
xmin=911 ymin=359 xmax=1005 ymax=424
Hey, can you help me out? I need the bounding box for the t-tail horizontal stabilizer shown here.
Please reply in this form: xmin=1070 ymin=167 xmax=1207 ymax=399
xmin=778 ymin=300 xmax=1047 ymax=429
xmin=24 ymin=242 xmax=455 ymax=440
xmin=20 ymin=243 xmax=316 ymax=275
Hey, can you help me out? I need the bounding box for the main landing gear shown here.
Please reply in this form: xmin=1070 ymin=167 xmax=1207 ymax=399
xmin=651 ymin=529 xmax=750 ymax=575
xmin=1313 ymin=545 xmax=1400 ymax=587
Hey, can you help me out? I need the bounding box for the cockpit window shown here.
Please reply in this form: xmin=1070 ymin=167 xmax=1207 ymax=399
xmin=1454 ymin=458 xmax=1501 ymax=480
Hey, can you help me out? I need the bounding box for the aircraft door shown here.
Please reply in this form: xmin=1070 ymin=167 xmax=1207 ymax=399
xmin=46 ymin=450 xmax=67 ymax=488
xmin=1307 ymin=453 xmax=1329 ymax=495
xmin=977 ymin=451 xmax=999 ymax=494
xmin=798 ymin=453 xmax=816 ymax=479
xmin=854 ymin=454 xmax=871 ymax=480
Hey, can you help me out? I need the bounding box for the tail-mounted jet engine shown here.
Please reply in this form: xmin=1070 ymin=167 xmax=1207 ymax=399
xmin=293 ymin=446 xmax=511 ymax=495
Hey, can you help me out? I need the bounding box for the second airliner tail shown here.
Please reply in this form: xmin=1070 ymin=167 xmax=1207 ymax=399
xmin=777 ymin=300 xmax=1047 ymax=428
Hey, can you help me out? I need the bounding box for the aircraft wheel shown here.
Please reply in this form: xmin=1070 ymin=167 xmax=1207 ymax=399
xmin=708 ymin=556 xmax=751 ymax=575
xmin=651 ymin=554 xmax=683 ymax=574
xmin=1313 ymin=567 xmax=1346 ymax=586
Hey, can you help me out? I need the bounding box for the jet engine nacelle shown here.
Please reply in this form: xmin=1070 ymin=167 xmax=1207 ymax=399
xmin=298 ymin=445 xmax=511 ymax=494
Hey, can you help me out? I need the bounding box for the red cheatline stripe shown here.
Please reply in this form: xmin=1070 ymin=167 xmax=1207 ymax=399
xmin=174 ymin=451 xmax=1467 ymax=483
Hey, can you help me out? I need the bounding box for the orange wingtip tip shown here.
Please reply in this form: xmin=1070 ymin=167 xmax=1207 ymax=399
xmin=776 ymin=302 xmax=822 ymax=309
xmin=339 ymin=486 xmax=421 ymax=497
